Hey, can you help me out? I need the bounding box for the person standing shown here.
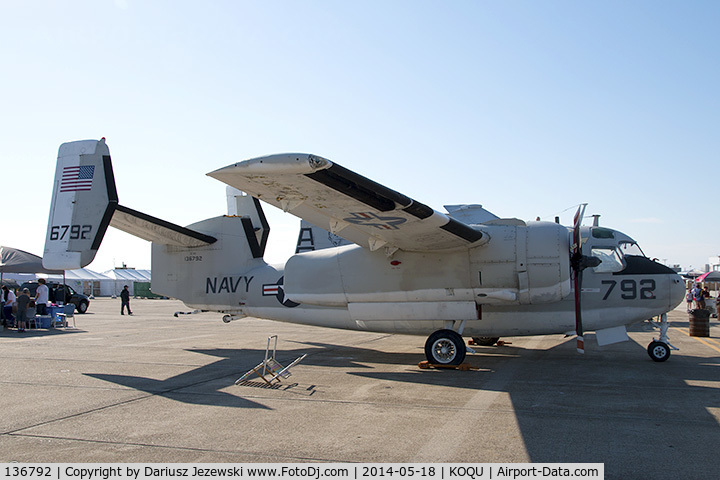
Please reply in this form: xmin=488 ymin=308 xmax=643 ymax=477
xmin=16 ymin=288 xmax=31 ymax=332
xmin=120 ymin=285 xmax=133 ymax=315
xmin=692 ymin=284 xmax=705 ymax=310
xmin=35 ymin=278 xmax=49 ymax=316
xmin=1 ymin=285 xmax=5 ymax=327
xmin=3 ymin=286 xmax=16 ymax=327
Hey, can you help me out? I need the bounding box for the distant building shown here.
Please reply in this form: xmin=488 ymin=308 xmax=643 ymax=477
xmin=710 ymin=256 xmax=720 ymax=272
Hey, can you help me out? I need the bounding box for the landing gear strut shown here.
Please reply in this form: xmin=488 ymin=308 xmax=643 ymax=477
xmin=425 ymin=329 xmax=466 ymax=365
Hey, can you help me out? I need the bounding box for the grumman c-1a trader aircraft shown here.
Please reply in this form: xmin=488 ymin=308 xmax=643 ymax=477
xmin=43 ymin=139 xmax=685 ymax=365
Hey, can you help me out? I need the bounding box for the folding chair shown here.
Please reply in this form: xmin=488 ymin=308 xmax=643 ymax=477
xmin=25 ymin=307 xmax=38 ymax=329
xmin=55 ymin=304 xmax=76 ymax=328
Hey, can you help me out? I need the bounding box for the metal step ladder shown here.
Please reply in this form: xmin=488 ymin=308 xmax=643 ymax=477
xmin=235 ymin=335 xmax=307 ymax=385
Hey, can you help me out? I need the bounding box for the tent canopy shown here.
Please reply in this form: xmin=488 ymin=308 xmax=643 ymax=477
xmin=696 ymin=271 xmax=720 ymax=283
xmin=102 ymin=268 xmax=152 ymax=282
xmin=0 ymin=246 xmax=62 ymax=274
xmin=63 ymin=268 xmax=111 ymax=281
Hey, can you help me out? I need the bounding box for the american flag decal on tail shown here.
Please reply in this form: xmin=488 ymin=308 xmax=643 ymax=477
xmin=60 ymin=165 xmax=95 ymax=192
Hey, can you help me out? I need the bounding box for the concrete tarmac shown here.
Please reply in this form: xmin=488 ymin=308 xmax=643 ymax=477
xmin=1 ymin=299 xmax=719 ymax=478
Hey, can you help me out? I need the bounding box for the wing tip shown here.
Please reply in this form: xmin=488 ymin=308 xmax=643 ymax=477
xmin=207 ymin=153 xmax=331 ymax=179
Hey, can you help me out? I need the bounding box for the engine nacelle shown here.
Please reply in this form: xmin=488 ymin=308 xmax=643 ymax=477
xmin=283 ymin=220 xmax=571 ymax=307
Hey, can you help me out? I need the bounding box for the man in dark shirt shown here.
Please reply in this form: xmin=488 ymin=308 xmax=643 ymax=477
xmin=16 ymin=288 xmax=31 ymax=332
xmin=120 ymin=285 xmax=133 ymax=315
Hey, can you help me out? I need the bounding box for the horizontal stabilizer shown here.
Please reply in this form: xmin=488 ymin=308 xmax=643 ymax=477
xmin=110 ymin=205 xmax=217 ymax=247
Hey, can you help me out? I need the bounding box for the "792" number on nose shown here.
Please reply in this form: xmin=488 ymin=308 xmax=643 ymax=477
xmin=602 ymin=279 xmax=655 ymax=300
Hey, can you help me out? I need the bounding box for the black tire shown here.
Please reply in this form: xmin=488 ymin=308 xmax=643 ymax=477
xmin=425 ymin=329 xmax=466 ymax=365
xmin=647 ymin=341 xmax=670 ymax=362
xmin=77 ymin=301 xmax=89 ymax=314
xmin=472 ymin=336 xmax=500 ymax=346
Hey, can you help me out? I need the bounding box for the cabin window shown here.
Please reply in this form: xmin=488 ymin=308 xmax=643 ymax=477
xmin=590 ymin=247 xmax=625 ymax=273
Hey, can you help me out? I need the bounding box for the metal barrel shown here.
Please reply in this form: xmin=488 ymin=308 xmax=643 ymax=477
xmin=688 ymin=309 xmax=710 ymax=337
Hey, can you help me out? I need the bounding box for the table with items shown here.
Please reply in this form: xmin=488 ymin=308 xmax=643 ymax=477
xmin=36 ymin=304 xmax=73 ymax=328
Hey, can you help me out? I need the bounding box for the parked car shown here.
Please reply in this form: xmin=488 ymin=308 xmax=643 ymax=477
xmin=19 ymin=282 xmax=90 ymax=314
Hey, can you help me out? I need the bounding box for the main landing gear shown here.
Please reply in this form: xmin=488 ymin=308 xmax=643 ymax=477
xmin=424 ymin=329 xmax=467 ymax=365
xmin=424 ymin=320 xmax=503 ymax=365
xmin=470 ymin=336 xmax=500 ymax=346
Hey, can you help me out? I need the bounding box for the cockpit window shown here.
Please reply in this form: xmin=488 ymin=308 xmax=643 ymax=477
xmin=618 ymin=241 xmax=647 ymax=258
xmin=591 ymin=247 xmax=625 ymax=273
xmin=591 ymin=228 xmax=615 ymax=239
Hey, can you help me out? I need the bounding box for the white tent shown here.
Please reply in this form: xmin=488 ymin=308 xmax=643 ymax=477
xmin=100 ymin=268 xmax=152 ymax=297
xmin=62 ymin=268 xmax=111 ymax=297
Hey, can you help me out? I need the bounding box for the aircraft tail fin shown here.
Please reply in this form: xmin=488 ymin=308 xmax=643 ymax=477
xmin=43 ymin=139 xmax=216 ymax=270
xmin=295 ymin=220 xmax=351 ymax=253
xmin=43 ymin=139 xmax=117 ymax=270
xmin=226 ymin=187 xmax=269 ymax=258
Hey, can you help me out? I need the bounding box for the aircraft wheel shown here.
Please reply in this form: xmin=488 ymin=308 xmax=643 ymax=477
xmin=647 ymin=341 xmax=671 ymax=362
xmin=425 ymin=329 xmax=466 ymax=365
xmin=472 ymin=336 xmax=500 ymax=346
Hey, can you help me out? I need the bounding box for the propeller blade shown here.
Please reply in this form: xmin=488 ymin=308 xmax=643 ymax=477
xmin=574 ymin=271 xmax=584 ymax=354
xmin=571 ymin=204 xmax=587 ymax=354
xmin=572 ymin=203 xmax=586 ymax=248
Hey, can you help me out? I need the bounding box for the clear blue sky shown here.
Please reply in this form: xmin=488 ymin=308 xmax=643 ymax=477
xmin=2 ymin=1 xmax=718 ymax=271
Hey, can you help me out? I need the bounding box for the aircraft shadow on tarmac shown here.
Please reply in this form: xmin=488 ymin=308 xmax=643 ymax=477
xmin=80 ymin=337 xmax=617 ymax=408
xmin=80 ymin=338 xmax=542 ymax=409
xmin=83 ymin=342 xmax=427 ymax=409
xmin=348 ymin=334 xmax=720 ymax=471
xmin=80 ymin=341 xmax=400 ymax=409
xmin=82 ymin=339 xmax=498 ymax=409
xmin=83 ymin=333 xmax=718 ymax=473
xmin=84 ymin=349 xmax=273 ymax=410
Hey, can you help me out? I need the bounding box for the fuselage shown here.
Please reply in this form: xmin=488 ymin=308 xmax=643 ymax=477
xmin=183 ymin=221 xmax=685 ymax=338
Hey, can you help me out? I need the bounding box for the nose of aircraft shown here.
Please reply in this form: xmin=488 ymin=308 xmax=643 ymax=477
xmin=669 ymin=272 xmax=686 ymax=310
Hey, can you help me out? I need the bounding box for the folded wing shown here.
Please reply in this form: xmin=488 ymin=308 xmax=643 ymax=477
xmin=207 ymin=154 xmax=487 ymax=253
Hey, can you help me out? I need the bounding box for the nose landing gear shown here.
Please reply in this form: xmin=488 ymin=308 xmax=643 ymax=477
xmin=647 ymin=341 xmax=671 ymax=362
xmin=647 ymin=313 xmax=678 ymax=362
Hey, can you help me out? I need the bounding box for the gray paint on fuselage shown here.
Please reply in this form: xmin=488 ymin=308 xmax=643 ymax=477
xmin=176 ymin=219 xmax=683 ymax=340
